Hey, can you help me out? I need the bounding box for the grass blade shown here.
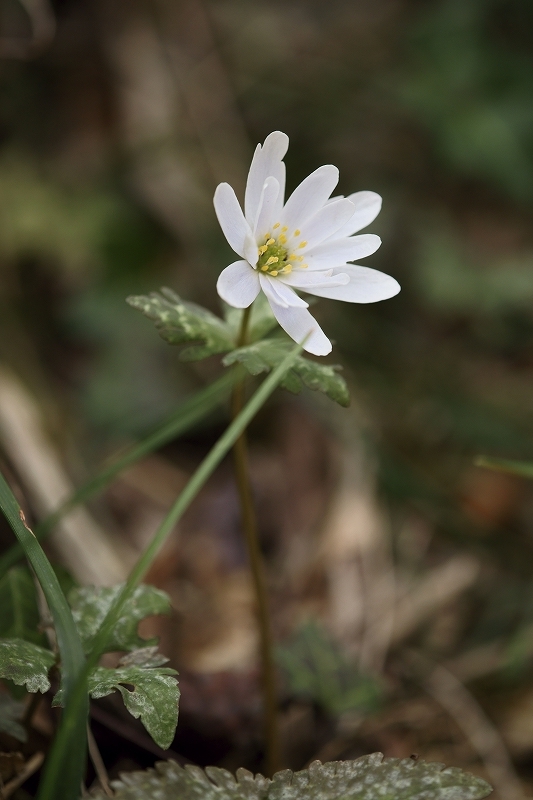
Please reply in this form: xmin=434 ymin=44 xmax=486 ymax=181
xmin=0 ymin=473 xmax=88 ymax=800
xmin=475 ymin=455 xmax=533 ymax=480
xmin=39 ymin=342 xmax=302 ymax=800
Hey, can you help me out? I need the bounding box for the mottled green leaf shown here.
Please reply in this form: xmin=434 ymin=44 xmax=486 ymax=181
xmin=0 ymin=639 xmax=55 ymax=693
xmin=93 ymin=754 xmax=492 ymax=800
xmin=0 ymin=693 xmax=27 ymax=741
xmin=0 ymin=567 xmax=45 ymax=646
xmin=277 ymin=622 xmax=381 ymax=717
xmin=68 ymin=583 xmax=171 ymax=654
xmin=88 ymin=648 xmax=178 ymax=749
xmin=223 ymin=340 xmax=350 ymax=407
xmin=127 ymin=288 xmax=234 ymax=360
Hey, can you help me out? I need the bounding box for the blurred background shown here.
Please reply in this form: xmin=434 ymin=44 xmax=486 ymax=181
xmin=1 ymin=0 xmax=533 ymax=797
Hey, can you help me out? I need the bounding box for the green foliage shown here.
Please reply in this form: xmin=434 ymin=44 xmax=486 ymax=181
xmin=0 ymin=694 xmax=27 ymax=742
xmin=414 ymin=228 xmax=533 ymax=317
xmin=0 ymin=151 xmax=121 ymax=273
xmin=127 ymin=288 xmax=234 ymax=361
xmin=0 ymin=639 xmax=55 ymax=693
xmin=68 ymin=583 xmax=171 ymax=654
xmin=223 ymin=340 xmax=350 ymax=407
xmin=0 ymin=567 xmax=46 ymax=646
xmin=92 ymin=754 xmax=492 ymax=800
xmin=55 ymin=647 xmax=179 ymax=750
xmin=277 ymin=622 xmax=381 ymax=718
xmin=400 ymin=0 xmax=533 ymax=203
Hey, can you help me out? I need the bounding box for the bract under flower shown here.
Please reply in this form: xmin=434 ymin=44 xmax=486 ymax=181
xmin=214 ymin=131 xmax=400 ymax=356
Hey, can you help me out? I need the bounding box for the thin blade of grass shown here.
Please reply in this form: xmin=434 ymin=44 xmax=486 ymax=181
xmin=0 ymin=370 xmax=237 ymax=578
xmin=475 ymin=455 xmax=533 ymax=480
xmin=38 ymin=341 xmax=302 ymax=800
xmin=0 ymin=472 xmax=88 ymax=800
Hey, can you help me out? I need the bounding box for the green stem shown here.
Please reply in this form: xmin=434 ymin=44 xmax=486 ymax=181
xmin=38 ymin=342 xmax=302 ymax=799
xmin=0 ymin=473 xmax=88 ymax=800
xmin=231 ymin=306 xmax=279 ymax=776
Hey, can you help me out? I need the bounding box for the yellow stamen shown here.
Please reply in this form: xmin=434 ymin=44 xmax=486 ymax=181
xmin=281 ymin=226 xmax=288 ymax=233
xmin=266 ymin=256 xmax=279 ymax=265
xmin=261 ymin=265 xmax=269 ymax=271
xmin=270 ymin=270 xmax=278 ymax=276
xmin=266 ymin=238 xmax=275 ymax=246
xmin=281 ymin=264 xmax=292 ymax=274
xmin=273 ymin=222 xmax=281 ymax=229
xmin=258 ymin=245 xmax=268 ymax=255
xmin=301 ymin=263 xmax=308 ymax=268
xmin=298 ymin=241 xmax=307 ymax=248
xmin=279 ymin=234 xmax=287 ymax=244
xmin=294 ymin=229 xmax=301 ymax=236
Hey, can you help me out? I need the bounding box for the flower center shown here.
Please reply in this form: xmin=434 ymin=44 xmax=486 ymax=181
xmin=256 ymin=226 xmax=309 ymax=277
xmin=256 ymin=235 xmax=291 ymax=277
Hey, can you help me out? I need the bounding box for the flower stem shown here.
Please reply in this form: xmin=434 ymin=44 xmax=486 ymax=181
xmin=231 ymin=306 xmax=279 ymax=776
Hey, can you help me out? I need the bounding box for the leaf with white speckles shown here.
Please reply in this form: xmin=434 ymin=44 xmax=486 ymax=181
xmin=92 ymin=754 xmax=492 ymax=800
xmin=68 ymin=583 xmax=171 ymax=654
xmin=223 ymin=339 xmax=349 ymax=406
xmin=0 ymin=639 xmax=55 ymax=693
xmin=127 ymin=288 xmax=234 ymax=361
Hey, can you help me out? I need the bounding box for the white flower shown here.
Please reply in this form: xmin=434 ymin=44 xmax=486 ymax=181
xmin=214 ymin=131 xmax=400 ymax=356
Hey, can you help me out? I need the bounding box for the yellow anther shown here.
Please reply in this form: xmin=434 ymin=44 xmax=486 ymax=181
xmin=261 ymin=265 xmax=269 ymax=271
xmin=294 ymin=229 xmax=301 ymax=236
xmin=273 ymin=222 xmax=281 ymax=229
xmin=266 ymin=256 xmax=279 ymax=265
xmin=266 ymin=238 xmax=275 ymax=246
xmin=298 ymin=240 xmax=308 ymax=248
xmin=279 ymin=234 xmax=287 ymax=245
xmin=270 ymin=270 xmax=278 ymax=276
xmin=301 ymin=263 xmax=308 ymax=268
xmin=258 ymin=245 xmax=268 ymax=255
xmin=281 ymin=226 xmax=288 ymax=233
xmin=281 ymin=264 xmax=293 ymax=274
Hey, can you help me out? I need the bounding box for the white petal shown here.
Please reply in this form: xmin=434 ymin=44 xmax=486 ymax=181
xmin=305 ymin=234 xmax=382 ymax=270
xmin=244 ymin=234 xmax=259 ymax=267
xmin=259 ymin=273 xmax=308 ymax=308
xmin=217 ymin=260 xmax=261 ymax=308
xmin=280 ymin=270 xmax=349 ymax=290
xmin=330 ymin=191 xmax=382 ymax=238
xmin=268 ymin=303 xmax=332 ymax=356
xmin=244 ymin=131 xmax=289 ymax=225
xmin=280 ymin=165 xmax=339 ymax=232
xmin=253 ymin=177 xmax=280 ymax=240
xmin=308 ymin=264 xmax=400 ymax=303
xmin=214 ymin=183 xmax=254 ymax=259
xmin=297 ymin=198 xmax=355 ymax=250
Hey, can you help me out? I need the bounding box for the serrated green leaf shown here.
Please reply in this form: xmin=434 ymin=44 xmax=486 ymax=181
xmin=88 ymin=648 xmax=179 ymax=749
xmin=0 ymin=693 xmax=27 ymax=741
xmin=68 ymin=583 xmax=171 ymax=654
xmin=93 ymin=754 xmax=492 ymax=800
xmin=0 ymin=639 xmax=55 ymax=693
xmin=0 ymin=567 xmax=46 ymax=646
xmin=277 ymin=622 xmax=381 ymax=718
xmin=223 ymin=340 xmax=350 ymax=406
xmin=127 ymin=288 xmax=234 ymax=360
